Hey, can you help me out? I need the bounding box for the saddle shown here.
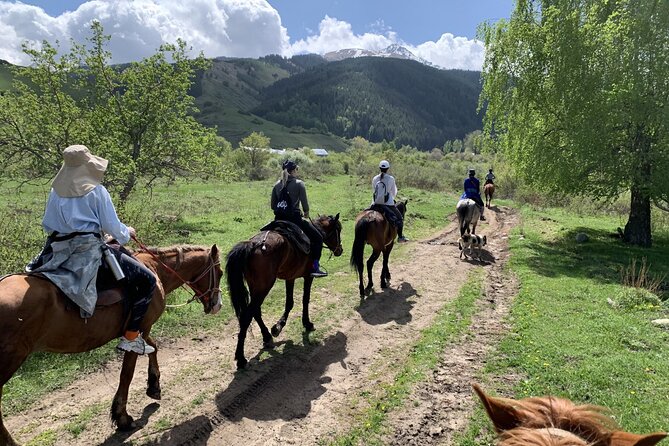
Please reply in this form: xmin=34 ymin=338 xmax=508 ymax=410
xmin=260 ymin=220 xmax=311 ymax=255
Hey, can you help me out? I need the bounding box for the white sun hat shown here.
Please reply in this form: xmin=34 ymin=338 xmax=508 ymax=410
xmin=51 ymin=145 xmax=108 ymax=197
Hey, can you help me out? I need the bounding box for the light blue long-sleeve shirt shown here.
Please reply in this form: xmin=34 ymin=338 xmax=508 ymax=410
xmin=42 ymin=185 xmax=131 ymax=245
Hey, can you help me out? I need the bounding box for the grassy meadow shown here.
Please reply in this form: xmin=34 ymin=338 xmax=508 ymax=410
xmin=455 ymin=206 xmax=669 ymax=443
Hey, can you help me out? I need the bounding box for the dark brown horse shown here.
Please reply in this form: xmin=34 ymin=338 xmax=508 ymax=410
xmin=0 ymin=245 xmax=223 ymax=446
xmin=350 ymin=201 xmax=407 ymax=297
xmin=225 ymin=214 xmax=343 ymax=369
xmin=484 ymin=182 xmax=495 ymax=208
xmin=473 ymin=383 xmax=667 ymax=446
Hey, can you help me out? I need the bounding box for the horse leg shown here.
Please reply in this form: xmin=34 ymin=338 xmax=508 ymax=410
xmin=356 ymin=257 xmax=365 ymax=298
xmin=302 ymin=276 xmax=316 ymax=332
xmin=254 ymin=305 xmax=274 ymax=350
xmin=111 ymin=351 xmax=139 ymax=430
xmin=366 ymin=250 xmax=381 ymax=294
xmin=380 ymin=245 xmax=394 ymax=289
xmin=0 ymin=352 xmax=28 ymax=446
xmin=144 ymin=333 xmax=161 ymax=400
xmin=234 ymin=305 xmax=255 ymax=369
xmin=272 ymin=279 xmax=294 ymax=337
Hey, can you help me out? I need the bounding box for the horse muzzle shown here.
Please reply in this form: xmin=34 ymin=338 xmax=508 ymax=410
xmin=208 ymin=291 xmax=223 ymax=315
xmin=333 ymin=245 xmax=343 ymax=257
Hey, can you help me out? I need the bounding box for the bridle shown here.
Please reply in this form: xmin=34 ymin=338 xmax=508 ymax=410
xmin=131 ymin=235 xmax=221 ymax=307
xmin=315 ymin=216 xmax=342 ymax=259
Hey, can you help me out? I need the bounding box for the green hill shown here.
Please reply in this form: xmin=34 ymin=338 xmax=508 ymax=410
xmin=0 ymin=60 xmax=13 ymax=91
xmin=191 ymin=55 xmax=348 ymax=150
xmin=252 ymin=57 xmax=483 ymax=150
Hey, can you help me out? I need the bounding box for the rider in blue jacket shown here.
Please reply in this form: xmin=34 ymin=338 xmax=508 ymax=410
xmin=461 ymin=169 xmax=485 ymax=221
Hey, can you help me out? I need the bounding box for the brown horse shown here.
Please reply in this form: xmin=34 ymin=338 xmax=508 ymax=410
xmin=350 ymin=201 xmax=407 ymax=297
xmin=225 ymin=214 xmax=343 ymax=369
xmin=0 ymin=245 xmax=223 ymax=446
xmin=484 ymin=182 xmax=495 ymax=208
xmin=473 ymin=383 xmax=667 ymax=446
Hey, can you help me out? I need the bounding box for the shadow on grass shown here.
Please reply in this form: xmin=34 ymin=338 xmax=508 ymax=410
xmin=520 ymin=226 xmax=669 ymax=286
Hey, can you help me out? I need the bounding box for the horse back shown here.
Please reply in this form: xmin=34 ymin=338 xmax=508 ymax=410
xmin=355 ymin=210 xmax=394 ymax=250
xmin=244 ymin=232 xmax=310 ymax=281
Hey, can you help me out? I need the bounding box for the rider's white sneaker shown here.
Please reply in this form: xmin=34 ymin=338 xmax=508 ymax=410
xmin=117 ymin=335 xmax=155 ymax=355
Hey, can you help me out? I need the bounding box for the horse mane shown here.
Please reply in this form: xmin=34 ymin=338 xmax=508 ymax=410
xmin=500 ymin=395 xmax=614 ymax=444
xmin=474 ymin=384 xmax=668 ymax=446
xmin=143 ymin=245 xmax=210 ymax=255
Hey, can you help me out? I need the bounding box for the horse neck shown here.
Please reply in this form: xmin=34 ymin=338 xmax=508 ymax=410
xmin=143 ymin=248 xmax=208 ymax=294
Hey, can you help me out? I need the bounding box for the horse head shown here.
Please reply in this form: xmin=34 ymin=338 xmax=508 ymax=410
xmin=397 ymin=199 xmax=408 ymax=218
xmin=315 ymin=213 xmax=343 ymax=257
xmin=473 ymin=383 xmax=667 ymax=446
xmin=189 ymin=244 xmax=223 ymax=315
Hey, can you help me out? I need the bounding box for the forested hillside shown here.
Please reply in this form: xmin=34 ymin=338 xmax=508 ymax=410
xmin=252 ymin=57 xmax=483 ymax=150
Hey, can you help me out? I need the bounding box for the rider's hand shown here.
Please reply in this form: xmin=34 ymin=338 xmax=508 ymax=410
xmin=127 ymin=226 xmax=137 ymax=238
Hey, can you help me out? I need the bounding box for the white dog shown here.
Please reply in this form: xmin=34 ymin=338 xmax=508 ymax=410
xmin=458 ymin=234 xmax=487 ymax=260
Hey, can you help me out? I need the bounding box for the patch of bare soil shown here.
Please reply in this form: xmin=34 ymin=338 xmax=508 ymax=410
xmin=6 ymin=206 xmax=518 ymax=446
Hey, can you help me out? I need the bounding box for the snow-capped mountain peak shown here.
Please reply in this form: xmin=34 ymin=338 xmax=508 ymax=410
xmin=323 ymin=45 xmax=437 ymax=68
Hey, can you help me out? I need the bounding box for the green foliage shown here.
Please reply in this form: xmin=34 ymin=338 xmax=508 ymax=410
xmin=253 ymin=57 xmax=483 ymax=150
xmin=0 ymin=22 xmax=218 ymax=200
xmin=479 ymin=0 xmax=669 ymax=245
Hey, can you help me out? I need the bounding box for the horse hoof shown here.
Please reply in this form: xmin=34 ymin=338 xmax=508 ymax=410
xmin=304 ymin=322 xmax=315 ymax=332
xmin=262 ymin=340 xmax=275 ymax=350
xmin=271 ymin=325 xmax=282 ymax=337
xmin=116 ymin=414 xmax=136 ymax=431
xmin=146 ymin=387 xmax=162 ymax=400
xmin=236 ymin=358 xmax=248 ymax=370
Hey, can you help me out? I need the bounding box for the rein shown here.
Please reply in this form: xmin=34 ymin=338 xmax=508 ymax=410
xmin=131 ymin=235 xmax=220 ymax=307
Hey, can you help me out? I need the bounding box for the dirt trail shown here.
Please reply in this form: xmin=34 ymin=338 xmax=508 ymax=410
xmin=6 ymin=206 xmax=518 ymax=446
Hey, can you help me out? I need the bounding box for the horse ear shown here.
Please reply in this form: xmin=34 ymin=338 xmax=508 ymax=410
xmin=472 ymin=383 xmax=523 ymax=432
xmin=610 ymin=432 xmax=668 ymax=446
xmin=334 ymin=213 xmax=340 ymax=221
xmin=404 ymin=199 xmax=408 ymax=205
xmin=210 ymin=244 xmax=219 ymax=256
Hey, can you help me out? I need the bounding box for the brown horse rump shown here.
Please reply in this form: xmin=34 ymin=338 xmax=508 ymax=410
xmin=367 ymin=204 xmax=401 ymax=228
xmin=259 ymin=220 xmax=311 ymax=255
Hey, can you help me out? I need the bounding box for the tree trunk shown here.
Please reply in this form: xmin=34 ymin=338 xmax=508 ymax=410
xmin=623 ymin=184 xmax=652 ymax=247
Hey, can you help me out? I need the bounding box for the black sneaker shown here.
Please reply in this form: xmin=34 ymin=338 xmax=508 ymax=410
xmin=397 ymin=236 xmax=409 ymax=243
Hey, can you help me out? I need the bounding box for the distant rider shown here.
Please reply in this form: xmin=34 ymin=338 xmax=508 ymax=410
xmin=461 ymin=168 xmax=485 ymax=221
xmin=485 ymin=168 xmax=495 ymax=185
xmin=372 ymin=160 xmax=408 ymax=243
xmin=271 ymin=159 xmax=328 ymax=277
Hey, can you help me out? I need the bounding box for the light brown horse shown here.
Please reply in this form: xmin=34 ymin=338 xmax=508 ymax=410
xmin=484 ymin=182 xmax=495 ymax=208
xmin=350 ymin=201 xmax=407 ymax=297
xmin=473 ymin=383 xmax=667 ymax=446
xmin=0 ymin=245 xmax=223 ymax=446
xmin=225 ymin=214 xmax=343 ymax=370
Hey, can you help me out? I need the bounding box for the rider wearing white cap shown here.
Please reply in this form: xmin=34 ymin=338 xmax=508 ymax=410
xmin=371 ymin=160 xmax=408 ymax=243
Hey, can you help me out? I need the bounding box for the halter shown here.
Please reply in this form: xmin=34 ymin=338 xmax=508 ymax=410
xmin=314 ymin=216 xmax=342 ymax=259
xmin=131 ymin=235 xmax=221 ymax=307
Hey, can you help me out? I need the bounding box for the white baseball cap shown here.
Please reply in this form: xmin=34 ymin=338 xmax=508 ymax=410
xmin=379 ymin=160 xmax=390 ymax=169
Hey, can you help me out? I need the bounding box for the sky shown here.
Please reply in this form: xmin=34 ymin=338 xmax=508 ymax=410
xmin=0 ymin=0 xmax=514 ymax=70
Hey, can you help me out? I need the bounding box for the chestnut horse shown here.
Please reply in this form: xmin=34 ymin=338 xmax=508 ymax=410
xmin=484 ymin=182 xmax=495 ymax=208
xmin=350 ymin=201 xmax=407 ymax=297
xmin=473 ymin=383 xmax=667 ymax=446
xmin=0 ymin=245 xmax=223 ymax=446
xmin=226 ymin=214 xmax=343 ymax=369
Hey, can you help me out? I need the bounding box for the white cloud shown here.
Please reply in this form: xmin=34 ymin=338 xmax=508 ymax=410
xmin=287 ymin=16 xmax=396 ymax=57
xmin=0 ymin=2 xmax=485 ymax=70
xmin=0 ymin=0 xmax=289 ymax=65
xmin=410 ymin=33 xmax=485 ymax=71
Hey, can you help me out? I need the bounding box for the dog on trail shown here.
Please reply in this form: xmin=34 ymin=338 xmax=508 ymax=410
xmin=458 ymin=234 xmax=487 ymax=260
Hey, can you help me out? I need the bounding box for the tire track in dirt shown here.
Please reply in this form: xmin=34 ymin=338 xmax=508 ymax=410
xmin=5 ymin=206 xmax=517 ymax=446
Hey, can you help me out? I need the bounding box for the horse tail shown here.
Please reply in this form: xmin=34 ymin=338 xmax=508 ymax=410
xmin=350 ymin=218 xmax=370 ymax=279
xmin=225 ymin=241 xmax=253 ymax=318
xmin=457 ymin=202 xmax=469 ymax=236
